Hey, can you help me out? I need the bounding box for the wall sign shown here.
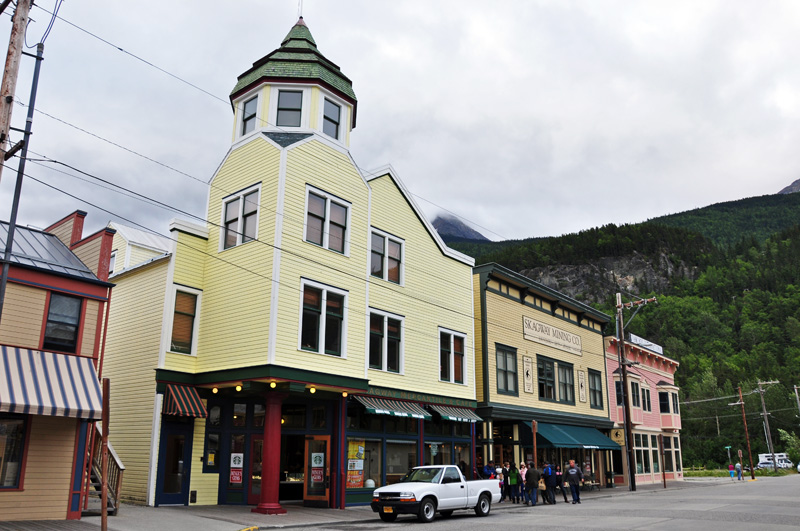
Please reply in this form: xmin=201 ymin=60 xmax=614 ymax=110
xmin=578 ymin=370 xmax=587 ymax=402
xmin=230 ymin=453 xmax=244 ymax=469
xmin=522 ymin=316 xmax=582 ymax=355
xmin=230 ymin=468 xmax=243 ymax=484
xmin=523 ymin=356 xmax=533 ymax=394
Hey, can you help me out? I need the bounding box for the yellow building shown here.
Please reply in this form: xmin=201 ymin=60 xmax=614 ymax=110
xmin=473 ymin=263 xmax=617 ymax=484
xmin=102 ymin=18 xmax=477 ymax=511
xmin=0 ymin=211 xmax=114 ymax=521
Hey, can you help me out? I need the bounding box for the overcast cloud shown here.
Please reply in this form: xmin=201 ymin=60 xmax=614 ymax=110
xmin=1 ymin=0 xmax=798 ymax=242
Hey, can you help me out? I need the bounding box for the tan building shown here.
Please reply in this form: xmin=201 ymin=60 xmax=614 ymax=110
xmin=0 ymin=211 xmax=114 ymax=521
xmin=473 ymin=263 xmax=617 ymax=484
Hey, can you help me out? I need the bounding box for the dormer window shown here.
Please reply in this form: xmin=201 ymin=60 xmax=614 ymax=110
xmin=277 ymin=90 xmax=302 ymax=127
xmin=241 ymin=97 xmax=258 ymax=135
xmin=323 ymin=99 xmax=341 ymax=139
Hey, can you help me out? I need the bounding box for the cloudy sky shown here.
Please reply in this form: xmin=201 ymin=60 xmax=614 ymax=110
xmin=1 ymin=0 xmax=798 ymax=242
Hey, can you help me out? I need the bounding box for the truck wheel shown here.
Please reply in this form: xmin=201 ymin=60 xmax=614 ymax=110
xmin=440 ymin=510 xmax=453 ymax=518
xmin=379 ymin=512 xmax=398 ymax=522
xmin=474 ymin=493 xmax=491 ymax=516
xmin=417 ymin=497 xmax=436 ymax=523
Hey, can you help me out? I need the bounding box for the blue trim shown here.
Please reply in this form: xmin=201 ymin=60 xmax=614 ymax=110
xmin=71 ymin=420 xmax=89 ymax=512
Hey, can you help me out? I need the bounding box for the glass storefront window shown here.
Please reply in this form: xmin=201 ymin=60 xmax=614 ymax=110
xmin=282 ymin=404 xmax=306 ymax=429
xmin=425 ymin=441 xmax=451 ymax=466
xmin=454 ymin=443 xmax=471 ymax=479
xmin=386 ymin=416 xmax=418 ymax=434
xmin=347 ymin=407 xmax=382 ymax=432
xmin=311 ymin=406 xmax=327 ymax=429
xmin=0 ymin=416 xmax=26 ymax=488
xmin=346 ymin=438 xmax=382 ymax=489
xmin=454 ymin=422 xmax=471 ymax=438
xmin=232 ymin=403 xmax=247 ymax=427
xmin=208 ymin=406 xmax=221 ymax=427
xmin=229 ymin=434 xmax=245 ymax=487
xmin=664 ymin=451 xmax=674 ymax=472
xmin=205 ymin=432 xmax=220 ymax=468
xmin=386 ymin=441 xmax=417 ymax=485
xmin=253 ymin=404 xmax=265 ymax=428
xmin=635 ymin=450 xmax=644 ymax=474
xmin=652 ymin=450 xmax=660 ymax=473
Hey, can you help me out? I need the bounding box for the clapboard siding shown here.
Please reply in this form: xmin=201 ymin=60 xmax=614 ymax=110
xmin=0 ymin=283 xmax=45 ymax=348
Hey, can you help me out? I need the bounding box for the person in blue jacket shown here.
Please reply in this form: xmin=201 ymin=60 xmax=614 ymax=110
xmin=542 ymin=461 xmax=557 ymax=504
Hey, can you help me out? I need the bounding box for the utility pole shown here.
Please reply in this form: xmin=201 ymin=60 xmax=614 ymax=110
xmin=0 ymin=42 xmax=44 ymax=325
xmin=735 ymin=387 xmax=755 ymax=480
xmin=757 ymin=380 xmax=779 ymax=472
xmin=615 ymin=293 xmax=657 ymax=492
xmin=794 ymin=385 xmax=800 ymax=426
xmin=0 ymin=0 xmax=32 ymax=183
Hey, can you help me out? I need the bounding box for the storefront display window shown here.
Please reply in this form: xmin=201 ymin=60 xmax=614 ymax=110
xmin=385 ymin=416 xmax=417 ymax=434
xmin=663 ymin=436 xmax=673 ymax=472
xmin=0 ymin=416 xmax=26 ymax=488
xmin=204 ymin=406 xmax=221 ymax=471
xmin=454 ymin=443 xmax=472 ymax=479
xmin=425 ymin=441 xmax=452 ymax=466
xmin=311 ymin=405 xmax=327 ymax=429
xmin=386 ymin=441 xmax=417 ymax=485
xmin=282 ymin=404 xmax=306 ymax=428
xmin=346 ymin=407 xmax=382 ymax=432
xmin=674 ymin=437 xmax=682 ymax=471
xmin=253 ymin=404 xmax=265 ymax=427
xmin=346 ymin=438 xmax=382 ymax=489
xmin=232 ymin=403 xmax=246 ymax=427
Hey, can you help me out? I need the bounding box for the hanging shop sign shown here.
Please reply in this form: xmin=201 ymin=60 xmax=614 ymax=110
xmin=523 ymin=355 xmax=533 ymax=394
xmin=522 ymin=316 xmax=582 ymax=355
xmin=578 ymin=370 xmax=587 ymax=402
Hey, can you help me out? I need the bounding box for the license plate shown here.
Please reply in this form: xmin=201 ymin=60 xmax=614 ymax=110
xmin=383 ymin=507 xmax=394 ymax=513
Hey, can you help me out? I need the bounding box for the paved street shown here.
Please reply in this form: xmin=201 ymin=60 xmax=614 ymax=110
xmin=1 ymin=475 xmax=799 ymax=530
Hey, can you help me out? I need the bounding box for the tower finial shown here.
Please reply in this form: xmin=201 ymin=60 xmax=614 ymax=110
xmin=298 ymin=0 xmax=303 ymax=19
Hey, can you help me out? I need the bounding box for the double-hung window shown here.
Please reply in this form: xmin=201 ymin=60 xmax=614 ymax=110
xmin=631 ymin=381 xmax=641 ymax=408
xmin=588 ymin=369 xmax=603 ymax=409
xmin=370 ymin=231 xmax=403 ymax=284
xmin=170 ymin=289 xmax=200 ymax=354
xmin=241 ymin=96 xmax=258 ymax=135
xmin=369 ymin=311 xmax=402 ymax=373
xmin=43 ymin=292 xmax=82 ymax=353
xmin=300 ymin=281 xmax=347 ymax=357
xmin=641 ymin=387 xmax=652 ymax=412
xmin=496 ymin=345 xmax=517 ymax=394
xmin=537 ymin=357 xmax=555 ymax=400
xmin=440 ymin=329 xmax=465 ymax=384
xmin=615 ymin=380 xmax=624 ymax=406
xmin=323 ymin=99 xmax=341 ymax=139
xmin=0 ymin=415 xmax=27 ymax=488
xmin=558 ymin=363 xmax=574 ymax=404
xmin=658 ymin=391 xmax=670 ymax=413
xmin=671 ymin=393 xmax=680 ymax=415
xmin=305 ymin=188 xmax=349 ymax=254
xmin=222 ymin=186 xmax=259 ymax=249
xmin=277 ymin=90 xmax=302 ymax=127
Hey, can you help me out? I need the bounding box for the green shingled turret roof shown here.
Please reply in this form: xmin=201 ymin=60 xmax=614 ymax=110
xmin=231 ymin=17 xmax=357 ymax=125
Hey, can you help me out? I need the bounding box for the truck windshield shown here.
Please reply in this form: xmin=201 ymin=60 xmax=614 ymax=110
xmin=402 ymin=467 xmax=444 ymax=483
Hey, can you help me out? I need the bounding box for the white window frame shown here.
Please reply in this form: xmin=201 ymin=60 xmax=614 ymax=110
xmin=167 ymin=285 xmax=202 ymax=357
xmin=303 ymin=185 xmax=351 ymax=256
xmin=317 ymin=90 xmax=348 ymax=142
xmin=108 ymin=250 xmax=117 ymax=276
xmin=297 ymin=278 xmax=348 ymax=359
xmin=368 ymin=308 xmax=404 ymax=374
xmin=269 ymin=85 xmax=311 ymax=130
xmin=219 ymin=183 xmax=261 ymax=251
xmin=234 ymin=89 xmax=261 ymax=139
xmin=439 ymin=327 xmax=467 ymax=385
xmin=370 ymin=228 xmax=404 ymax=286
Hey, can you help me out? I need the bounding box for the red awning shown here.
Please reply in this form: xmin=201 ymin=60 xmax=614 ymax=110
xmin=163 ymin=384 xmax=207 ymax=418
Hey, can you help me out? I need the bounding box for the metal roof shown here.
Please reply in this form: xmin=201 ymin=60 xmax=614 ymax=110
xmin=0 ymin=222 xmax=99 ymax=281
xmin=109 ymin=222 xmax=172 ymax=253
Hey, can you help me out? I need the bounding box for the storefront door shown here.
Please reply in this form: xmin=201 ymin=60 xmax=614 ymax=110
xmin=247 ymin=435 xmax=264 ymax=505
xmin=304 ymin=435 xmax=330 ymax=507
xmin=156 ymin=419 xmax=193 ymax=506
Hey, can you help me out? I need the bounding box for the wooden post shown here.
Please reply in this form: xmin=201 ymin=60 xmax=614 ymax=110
xmin=101 ymin=378 xmax=109 ymax=531
xmin=531 ymin=420 xmax=538 ymax=468
xmin=0 ymin=0 xmax=31 ymax=182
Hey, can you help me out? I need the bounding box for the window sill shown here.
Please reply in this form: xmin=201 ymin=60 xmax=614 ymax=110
xmin=537 ymin=397 xmax=557 ymax=403
xmin=167 ymin=350 xmax=196 ymax=357
xmin=370 ymin=274 xmax=403 ymax=287
xmin=496 ymin=389 xmax=519 ymax=397
xmin=304 ymin=239 xmax=349 ymax=257
xmin=220 ymin=238 xmax=258 ymax=253
xmin=589 ymin=404 xmax=605 ymax=410
xmin=298 ymin=347 xmax=345 ymax=359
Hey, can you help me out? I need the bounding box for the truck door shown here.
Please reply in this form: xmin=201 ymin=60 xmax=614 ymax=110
xmin=439 ymin=466 xmax=467 ymax=510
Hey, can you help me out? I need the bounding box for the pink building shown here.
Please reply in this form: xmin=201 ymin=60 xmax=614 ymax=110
xmin=604 ymin=335 xmax=683 ymax=486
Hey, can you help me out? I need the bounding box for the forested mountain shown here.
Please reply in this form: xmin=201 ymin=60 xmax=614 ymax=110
xmin=447 ymin=195 xmax=800 ymax=467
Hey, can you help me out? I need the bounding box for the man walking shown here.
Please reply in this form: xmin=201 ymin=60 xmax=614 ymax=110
xmin=565 ymin=459 xmax=584 ymax=504
xmin=524 ymin=462 xmax=541 ymax=506
xmin=542 ymin=461 xmax=557 ymax=504
xmin=735 ymin=461 xmax=743 ymax=481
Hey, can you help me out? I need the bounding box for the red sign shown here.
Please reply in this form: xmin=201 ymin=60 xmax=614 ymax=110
xmin=311 ymin=467 xmax=324 ymax=483
xmin=230 ymin=468 xmax=243 ymax=484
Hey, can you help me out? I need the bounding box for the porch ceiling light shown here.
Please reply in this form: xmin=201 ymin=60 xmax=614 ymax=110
xmin=270 ymin=381 xmax=277 ymax=388
xmin=212 ymin=387 xmax=219 ymax=394
xmin=235 ymin=384 xmax=243 ymax=392
xmin=309 ymin=386 xmax=316 ymax=394
xmin=342 ymin=391 xmax=348 ymax=397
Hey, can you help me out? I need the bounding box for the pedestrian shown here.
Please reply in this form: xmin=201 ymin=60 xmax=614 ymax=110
xmin=508 ymin=462 xmax=521 ymax=503
xmin=483 ymin=460 xmax=495 ymax=479
xmin=501 ymin=462 xmax=511 ymax=502
xmin=525 ymin=462 xmax=541 ymax=506
xmin=519 ymin=462 xmax=528 ymax=504
xmin=543 ymin=461 xmax=557 ymax=504
xmin=555 ymin=465 xmax=569 ymax=502
xmin=564 ymin=459 xmax=584 ymax=504
xmin=735 ymin=461 xmax=743 ymax=481
xmin=728 ymin=463 xmax=735 ymax=480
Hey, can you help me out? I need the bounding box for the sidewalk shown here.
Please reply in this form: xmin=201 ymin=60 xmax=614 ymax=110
xmin=0 ymin=479 xmax=729 ymax=531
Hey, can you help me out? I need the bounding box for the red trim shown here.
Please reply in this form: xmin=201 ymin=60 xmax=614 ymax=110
xmin=93 ymin=297 xmax=105 ymax=363
xmin=71 ymin=227 xmax=117 ymax=282
xmin=74 ymin=298 xmax=87 ymax=357
xmin=66 ymin=418 xmax=83 ymax=520
xmin=9 ymin=266 xmax=110 ymax=300
xmin=44 ymin=210 xmax=86 ymax=246
xmin=38 ymin=291 xmax=52 ymax=350
xmin=339 ymin=395 xmax=346 ymax=509
xmin=18 ymin=414 xmax=32 ymax=491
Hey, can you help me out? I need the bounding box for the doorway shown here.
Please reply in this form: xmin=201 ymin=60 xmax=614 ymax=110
xmin=247 ymin=435 xmax=264 ymax=505
xmin=304 ymin=435 xmax=330 ymax=507
xmin=155 ymin=418 xmax=193 ymax=506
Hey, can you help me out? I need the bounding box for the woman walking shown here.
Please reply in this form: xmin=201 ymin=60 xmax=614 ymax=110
xmin=508 ymin=462 xmax=522 ymax=503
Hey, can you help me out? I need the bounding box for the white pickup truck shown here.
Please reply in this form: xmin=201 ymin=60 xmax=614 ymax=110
xmin=370 ymin=465 xmax=501 ymax=523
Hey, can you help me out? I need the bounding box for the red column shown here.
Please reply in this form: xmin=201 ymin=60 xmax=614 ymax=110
xmin=252 ymin=392 xmax=287 ymax=514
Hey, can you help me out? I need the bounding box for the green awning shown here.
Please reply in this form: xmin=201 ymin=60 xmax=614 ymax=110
xmin=354 ymin=395 xmax=431 ymax=420
xmin=429 ymin=405 xmax=482 ymax=423
xmin=535 ymin=422 xmax=619 ymax=450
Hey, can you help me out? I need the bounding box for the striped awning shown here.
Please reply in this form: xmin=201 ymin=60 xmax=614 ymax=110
xmin=429 ymin=405 xmax=482 ymax=423
xmin=0 ymin=346 xmax=103 ymax=420
xmin=354 ymin=395 xmax=431 ymax=420
xmin=163 ymin=384 xmax=207 ymax=418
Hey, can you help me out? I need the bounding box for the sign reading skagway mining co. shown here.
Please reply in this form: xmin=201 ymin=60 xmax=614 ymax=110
xmin=522 ymin=316 xmax=582 ymax=355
